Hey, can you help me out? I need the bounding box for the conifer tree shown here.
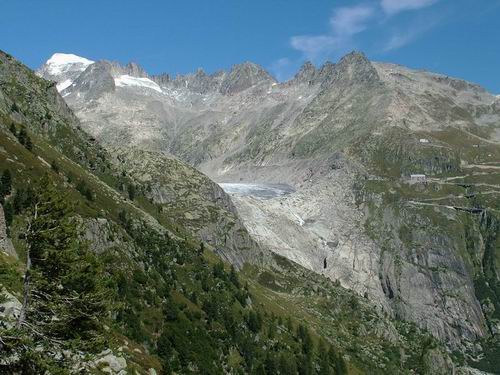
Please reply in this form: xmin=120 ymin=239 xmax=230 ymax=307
xmin=17 ymin=127 xmax=27 ymax=146
xmin=17 ymin=175 xmax=110 ymax=344
xmin=9 ymin=122 xmax=16 ymax=135
xmin=0 ymin=169 xmax=12 ymax=198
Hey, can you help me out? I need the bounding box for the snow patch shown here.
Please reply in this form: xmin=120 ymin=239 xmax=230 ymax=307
xmin=114 ymin=75 xmax=163 ymax=93
xmin=56 ymin=79 xmax=73 ymax=92
xmin=45 ymin=53 xmax=93 ymax=75
xmin=219 ymin=183 xmax=295 ymax=199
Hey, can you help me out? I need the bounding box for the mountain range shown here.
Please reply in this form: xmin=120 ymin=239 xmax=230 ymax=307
xmin=0 ymin=47 xmax=498 ymax=374
xmin=37 ymin=50 xmax=500 ymax=348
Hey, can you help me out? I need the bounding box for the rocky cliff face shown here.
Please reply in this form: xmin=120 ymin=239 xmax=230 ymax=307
xmin=109 ymin=148 xmax=264 ymax=267
xmin=37 ymin=50 xmax=500 ymax=354
xmin=0 ymin=203 xmax=15 ymax=258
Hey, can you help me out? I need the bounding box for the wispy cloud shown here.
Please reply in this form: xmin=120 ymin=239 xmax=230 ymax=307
xmin=290 ymin=4 xmax=375 ymax=61
xmin=288 ymin=0 xmax=440 ymax=62
xmin=289 ymin=35 xmax=341 ymax=61
xmin=383 ymin=5 xmax=442 ymax=51
xmin=381 ymin=0 xmax=438 ymax=16
xmin=330 ymin=5 xmax=375 ymax=35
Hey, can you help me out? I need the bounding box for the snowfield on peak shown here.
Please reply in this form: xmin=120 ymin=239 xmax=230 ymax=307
xmin=45 ymin=53 xmax=94 ymax=75
xmin=114 ymin=75 xmax=163 ymax=93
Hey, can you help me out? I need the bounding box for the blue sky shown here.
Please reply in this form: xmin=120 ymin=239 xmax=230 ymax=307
xmin=1 ymin=0 xmax=500 ymax=92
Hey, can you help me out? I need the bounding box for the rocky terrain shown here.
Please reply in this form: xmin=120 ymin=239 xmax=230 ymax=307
xmin=0 ymin=204 xmax=15 ymax=258
xmin=36 ymin=49 xmax=500 ymax=364
xmin=107 ymin=147 xmax=264 ymax=267
xmin=1 ymin=48 xmax=473 ymax=374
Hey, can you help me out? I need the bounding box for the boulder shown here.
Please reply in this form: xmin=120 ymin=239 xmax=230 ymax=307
xmin=0 ymin=288 xmax=21 ymax=329
xmin=94 ymin=351 xmax=127 ymax=374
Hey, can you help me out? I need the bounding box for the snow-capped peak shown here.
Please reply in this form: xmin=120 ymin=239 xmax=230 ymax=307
xmin=46 ymin=53 xmax=94 ymax=66
xmin=44 ymin=53 xmax=94 ymax=76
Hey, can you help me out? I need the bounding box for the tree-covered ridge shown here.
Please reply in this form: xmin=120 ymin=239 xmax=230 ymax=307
xmin=0 ymin=171 xmax=348 ymax=374
xmin=1 ymin=176 xmax=111 ymax=373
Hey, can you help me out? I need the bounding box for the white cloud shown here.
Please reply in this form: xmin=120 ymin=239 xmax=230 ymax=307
xmin=383 ymin=16 xmax=440 ymax=51
xmin=289 ymin=0 xmax=440 ymax=61
xmin=381 ymin=0 xmax=438 ymax=15
xmin=330 ymin=5 xmax=375 ymax=35
xmin=290 ymin=4 xmax=375 ymax=61
xmin=384 ymin=32 xmax=416 ymax=51
xmin=290 ymin=35 xmax=340 ymax=61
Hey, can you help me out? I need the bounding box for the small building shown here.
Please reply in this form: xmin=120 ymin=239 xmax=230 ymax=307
xmin=419 ymin=138 xmax=429 ymax=143
xmin=410 ymin=174 xmax=427 ymax=183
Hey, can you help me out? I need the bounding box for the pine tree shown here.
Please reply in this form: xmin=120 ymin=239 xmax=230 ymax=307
xmin=297 ymin=323 xmax=314 ymax=354
xmin=247 ymin=310 xmax=262 ymax=333
xmin=278 ymin=352 xmax=298 ymax=374
xmin=25 ymin=136 xmax=33 ymax=152
xmin=198 ymin=241 xmax=204 ymax=256
xmin=17 ymin=175 xmax=110 ymax=344
xmin=0 ymin=169 xmax=12 ymax=198
xmin=318 ymin=340 xmax=332 ymax=375
xmin=76 ymin=180 xmax=93 ymax=201
xmin=329 ymin=347 xmax=347 ymax=375
xmin=50 ymin=160 xmax=59 ymax=173
xmin=229 ymin=264 xmax=240 ymax=288
xmin=3 ymin=201 xmax=13 ymax=228
xmin=9 ymin=122 xmax=16 ymax=135
xmin=127 ymin=183 xmax=136 ymax=200
xmin=17 ymin=127 xmax=27 ymax=146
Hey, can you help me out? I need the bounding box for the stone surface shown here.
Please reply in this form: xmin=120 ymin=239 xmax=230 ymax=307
xmin=94 ymin=351 xmax=127 ymax=374
xmin=0 ymin=203 xmax=15 ymax=258
xmin=0 ymin=288 xmax=21 ymax=329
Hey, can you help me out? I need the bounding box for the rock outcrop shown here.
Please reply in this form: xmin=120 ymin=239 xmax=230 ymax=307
xmin=0 ymin=288 xmax=21 ymax=329
xmin=0 ymin=203 xmax=15 ymax=258
xmin=109 ymin=148 xmax=265 ymax=268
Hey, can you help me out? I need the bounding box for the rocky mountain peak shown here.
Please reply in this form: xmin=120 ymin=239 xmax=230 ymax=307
xmin=315 ymin=61 xmax=336 ymax=85
xmin=44 ymin=53 xmax=94 ymax=74
xmin=338 ymin=51 xmax=369 ymax=65
xmin=66 ymin=60 xmax=115 ymax=99
xmin=219 ymin=62 xmax=275 ymax=95
xmin=187 ymin=68 xmax=217 ymax=94
xmin=124 ymin=62 xmax=148 ymax=78
xmin=151 ymin=72 xmax=171 ymax=86
xmin=168 ymin=68 xmax=218 ymax=94
xmin=329 ymin=51 xmax=380 ymax=86
xmin=194 ymin=67 xmax=207 ymax=77
xmin=292 ymin=61 xmax=317 ymax=84
xmin=37 ymin=52 xmax=95 ymax=90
